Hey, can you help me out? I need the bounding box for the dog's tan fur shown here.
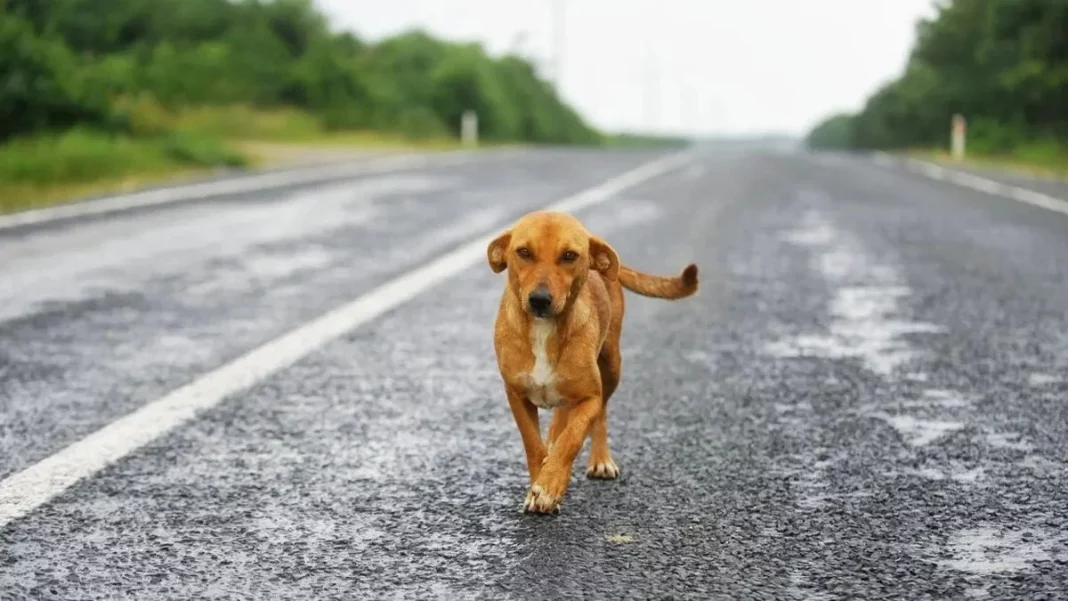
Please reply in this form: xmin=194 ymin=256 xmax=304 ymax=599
xmin=487 ymin=210 xmax=699 ymax=513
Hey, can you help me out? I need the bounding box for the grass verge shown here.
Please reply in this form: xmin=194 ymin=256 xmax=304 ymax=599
xmin=905 ymin=141 xmax=1068 ymax=181
xmin=0 ymin=105 xmax=467 ymax=215
xmin=0 ymin=128 xmax=248 ymax=214
xmin=0 ymin=102 xmax=594 ymax=216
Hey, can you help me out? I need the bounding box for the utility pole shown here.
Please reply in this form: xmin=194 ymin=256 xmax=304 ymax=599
xmin=552 ymin=0 xmax=565 ymax=89
xmin=510 ymin=31 xmax=528 ymax=56
xmin=683 ymin=84 xmax=695 ymax=136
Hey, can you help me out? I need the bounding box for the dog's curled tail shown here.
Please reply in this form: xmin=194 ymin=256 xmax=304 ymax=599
xmin=617 ymin=263 xmax=699 ymax=299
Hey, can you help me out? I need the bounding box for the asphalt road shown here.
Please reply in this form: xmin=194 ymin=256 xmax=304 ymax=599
xmin=2 ymin=147 xmax=1067 ymax=600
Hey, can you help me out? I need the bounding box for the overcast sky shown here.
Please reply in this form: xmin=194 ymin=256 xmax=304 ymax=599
xmin=316 ymin=0 xmax=937 ymax=138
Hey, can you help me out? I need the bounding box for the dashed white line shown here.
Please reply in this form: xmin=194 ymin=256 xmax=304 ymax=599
xmin=0 ymin=151 xmax=693 ymax=528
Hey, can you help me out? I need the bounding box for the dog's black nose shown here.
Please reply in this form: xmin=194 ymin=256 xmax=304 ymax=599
xmin=528 ymin=287 xmax=553 ymax=315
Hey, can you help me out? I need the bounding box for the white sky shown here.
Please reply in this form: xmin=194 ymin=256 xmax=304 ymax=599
xmin=316 ymin=0 xmax=937 ymax=138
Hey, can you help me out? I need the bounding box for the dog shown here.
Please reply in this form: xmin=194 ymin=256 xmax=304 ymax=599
xmin=486 ymin=210 xmax=699 ymax=514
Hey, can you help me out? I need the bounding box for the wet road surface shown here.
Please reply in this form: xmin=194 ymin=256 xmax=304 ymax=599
xmin=2 ymin=148 xmax=1067 ymax=600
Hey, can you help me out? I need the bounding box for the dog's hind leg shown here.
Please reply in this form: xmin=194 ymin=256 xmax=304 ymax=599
xmin=587 ymin=347 xmax=621 ymax=479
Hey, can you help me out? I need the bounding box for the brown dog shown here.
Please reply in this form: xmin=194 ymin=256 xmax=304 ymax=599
xmin=487 ymin=210 xmax=699 ymax=514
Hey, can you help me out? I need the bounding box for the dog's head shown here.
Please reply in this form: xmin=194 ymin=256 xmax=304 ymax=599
xmin=487 ymin=211 xmax=618 ymax=319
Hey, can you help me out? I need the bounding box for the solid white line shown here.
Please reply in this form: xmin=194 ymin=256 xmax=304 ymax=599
xmin=947 ymin=170 xmax=1008 ymax=195
xmin=875 ymin=156 xmax=1068 ymax=218
xmin=0 ymin=151 xmax=693 ymax=528
xmin=0 ymin=151 xmax=477 ymax=231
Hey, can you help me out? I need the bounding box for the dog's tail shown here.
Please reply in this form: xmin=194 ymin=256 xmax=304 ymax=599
xmin=617 ymin=263 xmax=699 ymax=299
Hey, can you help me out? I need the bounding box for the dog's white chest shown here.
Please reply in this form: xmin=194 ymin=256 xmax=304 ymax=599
xmin=524 ymin=321 xmax=564 ymax=409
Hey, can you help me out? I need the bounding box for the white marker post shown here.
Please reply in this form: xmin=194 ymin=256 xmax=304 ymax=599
xmin=951 ymin=114 xmax=966 ymax=160
xmin=461 ymin=110 xmax=478 ymax=147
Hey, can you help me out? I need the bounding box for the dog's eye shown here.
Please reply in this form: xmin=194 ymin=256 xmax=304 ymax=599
xmin=560 ymin=250 xmax=578 ymax=262
xmin=516 ymin=247 xmax=532 ymax=259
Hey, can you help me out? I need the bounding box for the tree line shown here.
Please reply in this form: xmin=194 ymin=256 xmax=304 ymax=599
xmin=805 ymin=0 xmax=1067 ymax=158
xmin=0 ymin=0 xmax=605 ymax=146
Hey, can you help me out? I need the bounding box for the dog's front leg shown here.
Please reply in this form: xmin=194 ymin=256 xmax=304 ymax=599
xmin=524 ymin=395 xmax=602 ymax=514
xmin=543 ymin=406 xmax=571 ymax=462
xmin=505 ymin=386 xmax=546 ymax=485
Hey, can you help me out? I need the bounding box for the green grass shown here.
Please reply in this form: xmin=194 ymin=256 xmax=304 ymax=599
xmin=0 ymin=104 xmax=537 ymax=216
xmin=167 ymin=105 xmax=467 ymax=153
xmin=170 ymin=105 xmax=327 ymax=141
xmin=0 ymin=127 xmax=246 ymax=214
xmin=603 ymin=132 xmax=692 ymax=149
xmin=905 ymin=139 xmax=1068 ymax=180
xmin=0 ymin=104 xmax=459 ymax=215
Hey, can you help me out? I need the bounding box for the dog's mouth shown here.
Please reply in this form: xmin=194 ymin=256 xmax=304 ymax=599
xmin=529 ymin=305 xmax=554 ymax=319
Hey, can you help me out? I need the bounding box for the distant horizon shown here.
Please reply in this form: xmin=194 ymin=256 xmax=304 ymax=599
xmin=316 ymin=0 xmax=936 ymax=138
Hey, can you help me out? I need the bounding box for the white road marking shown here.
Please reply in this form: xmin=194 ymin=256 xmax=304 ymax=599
xmin=1028 ymin=372 xmax=1063 ymax=387
xmin=938 ymin=526 xmax=1062 ymax=575
xmin=770 ymin=203 xmax=990 ymax=456
xmin=682 ymin=164 xmax=705 ymax=181
xmin=0 ymin=151 xmax=476 ymax=231
xmin=0 ymin=173 xmax=454 ymax=322
xmin=0 ymin=151 xmax=693 ymax=528
xmin=905 ymin=464 xmax=985 ymax=484
xmin=873 ymin=413 xmax=964 ymax=447
xmin=981 ymin=429 xmax=1033 ymax=451
xmin=874 ymin=155 xmax=1068 ymax=217
xmin=768 ymin=208 xmax=944 ymax=376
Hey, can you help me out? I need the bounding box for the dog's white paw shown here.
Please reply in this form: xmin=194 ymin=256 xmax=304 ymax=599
xmin=523 ymin=484 xmax=562 ymax=514
xmin=586 ymin=458 xmax=620 ymax=480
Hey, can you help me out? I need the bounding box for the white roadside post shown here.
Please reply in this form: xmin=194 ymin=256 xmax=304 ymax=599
xmin=461 ymin=110 xmax=479 ymax=148
xmin=951 ymin=113 xmax=966 ymax=160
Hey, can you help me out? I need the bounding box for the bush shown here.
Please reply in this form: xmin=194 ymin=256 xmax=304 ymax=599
xmin=0 ymin=0 xmax=603 ymax=147
xmin=804 ymin=113 xmax=856 ymax=150
xmin=158 ymin=133 xmax=247 ymax=167
xmin=806 ymin=0 xmax=1068 ymax=157
xmin=0 ymin=128 xmax=245 ymax=187
xmin=169 ymin=104 xmax=325 ymax=141
xmin=0 ymin=14 xmax=112 ymax=139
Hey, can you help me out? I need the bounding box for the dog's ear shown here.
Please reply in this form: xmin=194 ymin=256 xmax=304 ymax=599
xmin=486 ymin=230 xmax=512 ymax=273
xmin=588 ymin=235 xmax=619 ymax=281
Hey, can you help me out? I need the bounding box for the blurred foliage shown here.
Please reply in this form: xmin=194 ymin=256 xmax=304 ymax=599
xmin=604 ymin=133 xmax=692 ymax=149
xmin=0 ymin=127 xmax=244 ymax=186
xmin=802 ymin=114 xmax=855 ymax=151
xmin=805 ymin=0 xmax=1068 ymax=162
xmin=0 ymin=0 xmax=603 ymax=146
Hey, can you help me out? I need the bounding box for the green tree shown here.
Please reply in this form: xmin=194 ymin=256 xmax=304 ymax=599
xmin=807 ymin=0 xmax=1068 ymax=156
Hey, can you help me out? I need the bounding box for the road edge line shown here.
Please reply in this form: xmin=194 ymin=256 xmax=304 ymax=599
xmin=0 ymin=150 xmax=693 ymax=529
xmin=0 ymin=150 xmax=480 ymax=232
xmin=871 ymin=152 xmax=1068 ymax=217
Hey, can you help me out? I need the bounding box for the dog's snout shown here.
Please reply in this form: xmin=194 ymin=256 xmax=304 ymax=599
xmin=528 ymin=286 xmax=553 ymax=315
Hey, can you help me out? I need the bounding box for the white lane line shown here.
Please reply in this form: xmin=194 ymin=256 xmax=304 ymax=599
xmin=0 ymin=151 xmax=692 ymax=528
xmin=875 ymin=155 xmax=1068 ymax=217
xmin=0 ymin=151 xmax=478 ymax=231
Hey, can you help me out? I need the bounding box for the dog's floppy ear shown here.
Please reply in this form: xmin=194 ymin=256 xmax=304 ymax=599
xmin=486 ymin=229 xmax=512 ymax=273
xmin=588 ymin=235 xmax=619 ymax=281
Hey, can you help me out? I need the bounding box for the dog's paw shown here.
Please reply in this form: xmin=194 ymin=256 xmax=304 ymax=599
xmin=586 ymin=458 xmax=620 ymax=480
xmin=523 ymin=484 xmax=562 ymax=514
